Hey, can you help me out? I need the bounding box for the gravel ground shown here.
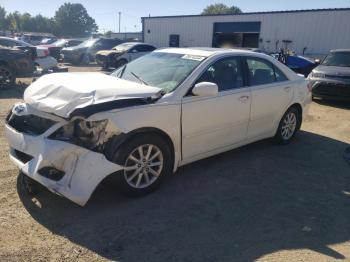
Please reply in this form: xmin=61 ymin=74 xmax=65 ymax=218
xmin=0 ymin=65 xmax=349 ymax=262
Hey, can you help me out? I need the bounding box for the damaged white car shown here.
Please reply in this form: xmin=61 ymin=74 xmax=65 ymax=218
xmin=5 ymin=48 xmax=311 ymax=206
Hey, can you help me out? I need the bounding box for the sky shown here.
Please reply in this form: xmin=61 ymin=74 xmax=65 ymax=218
xmin=1 ymin=0 xmax=349 ymax=33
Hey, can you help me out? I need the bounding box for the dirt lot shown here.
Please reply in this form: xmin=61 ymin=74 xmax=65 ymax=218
xmin=0 ymin=65 xmax=350 ymax=262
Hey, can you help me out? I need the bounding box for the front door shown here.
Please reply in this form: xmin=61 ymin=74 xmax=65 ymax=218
xmin=182 ymin=56 xmax=251 ymax=161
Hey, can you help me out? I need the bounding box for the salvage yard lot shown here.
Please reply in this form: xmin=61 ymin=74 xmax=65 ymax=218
xmin=0 ymin=64 xmax=350 ymax=262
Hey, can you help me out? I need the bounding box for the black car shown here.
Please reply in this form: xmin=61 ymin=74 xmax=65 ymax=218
xmin=308 ymin=49 xmax=350 ymax=101
xmin=61 ymin=38 xmax=122 ymax=65
xmin=0 ymin=46 xmax=35 ymax=89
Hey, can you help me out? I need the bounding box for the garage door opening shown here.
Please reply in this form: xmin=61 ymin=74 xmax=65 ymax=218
xmin=212 ymin=22 xmax=261 ymax=48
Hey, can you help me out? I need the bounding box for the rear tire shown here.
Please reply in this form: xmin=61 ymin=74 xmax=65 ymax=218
xmin=110 ymin=134 xmax=172 ymax=196
xmin=274 ymin=107 xmax=301 ymax=144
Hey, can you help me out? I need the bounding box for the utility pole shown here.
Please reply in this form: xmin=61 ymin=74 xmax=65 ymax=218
xmin=118 ymin=12 xmax=121 ymax=33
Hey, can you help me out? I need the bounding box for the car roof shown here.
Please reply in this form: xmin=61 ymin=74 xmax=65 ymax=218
xmin=120 ymin=42 xmax=155 ymax=46
xmin=155 ymin=47 xmax=256 ymax=57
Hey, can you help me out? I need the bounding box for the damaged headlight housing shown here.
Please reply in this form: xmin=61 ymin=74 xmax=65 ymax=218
xmin=49 ymin=119 xmax=109 ymax=151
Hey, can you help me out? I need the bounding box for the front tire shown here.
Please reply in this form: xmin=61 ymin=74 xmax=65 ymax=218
xmin=274 ymin=107 xmax=301 ymax=144
xmin=115 ymin=59 xmax=127 ymax=69
xmin=79 ymin=53 xmax=90 ymax=65
xmin=19 ymin=172 xmax=40 ymax=196
xmin=110 ymin=134 xmax=172 ymax=196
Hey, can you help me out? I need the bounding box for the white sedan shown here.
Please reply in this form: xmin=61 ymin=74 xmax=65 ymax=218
xmin=5 ymin=48 xmax=311 ymax=206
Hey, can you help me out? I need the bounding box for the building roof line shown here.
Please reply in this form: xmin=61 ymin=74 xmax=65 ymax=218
xmin=141 ymin=8 xmax=350 ymax=20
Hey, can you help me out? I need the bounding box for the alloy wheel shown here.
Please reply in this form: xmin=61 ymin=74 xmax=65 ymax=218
xmin=281 ymin=112 xmax=297 ymax=140
xmin=124 ymin=144 xmax=163 ymax=189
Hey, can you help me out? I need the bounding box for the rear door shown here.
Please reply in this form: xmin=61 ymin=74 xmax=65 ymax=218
xmin=182 ymin=56 xmax=251 ymax=160
xmin=244 ymin=56 xmax=293 ymax=139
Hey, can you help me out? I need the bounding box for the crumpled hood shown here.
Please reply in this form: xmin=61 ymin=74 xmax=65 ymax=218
xmin=24 ymin=72 xmax=162 ymax=118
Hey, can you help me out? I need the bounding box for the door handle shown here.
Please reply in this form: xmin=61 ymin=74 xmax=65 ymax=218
xmin=284 ymin=86 xmax=291 ymax=92
xmin=238 ymin=96 xmax=250 ymax=103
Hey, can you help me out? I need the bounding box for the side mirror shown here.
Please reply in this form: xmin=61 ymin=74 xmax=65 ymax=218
xmin=314 ymin=58 xmax=321 ymax=65
xmin=131 ymin=49 xmax=138 ymax=53
xmin=192 ymin=82 xmax=218 ymax=97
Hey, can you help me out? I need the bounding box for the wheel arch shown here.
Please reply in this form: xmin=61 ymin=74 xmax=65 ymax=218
xmin=105 ymin=127 xmax=176 ymax=171
xmin=288 ymin=103 xmax=303 ymax=130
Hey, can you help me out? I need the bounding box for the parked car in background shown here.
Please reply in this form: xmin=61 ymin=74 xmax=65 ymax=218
xmin=272 ymin=52 xmax=319 ymax=77
xmin=39 ymin=37 xmax=58 ymax=45
xmin=4 ymin=48 xmax=311 ymax=206
xmin=61 ymin=38 xmax=122 ymax=65
xmin=39 ymin=39 xmax=84 ymax=60
xmin=0 ymin=37 xmax=58 ymax=71
xmin=18 ymin=33 xmax=55 ymax=45
xmin=95 ymin=42 xmax=156 ymax=69
xmin=308 ymin=49 xmax=350 ymax=101
xmin=0 ymin=46 xmax=35 ymax=88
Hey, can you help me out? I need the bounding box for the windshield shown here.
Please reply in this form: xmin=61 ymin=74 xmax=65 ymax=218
xmin=113 ymin=43 xmax=135 ymax=52
xmin=51 ymin=39 xmax=67 ymax=47
xmin=77 ymin=39 xmax=98 ymax=48
xmin=13 ymin=39 xmax=33 ymax=47
xmin=111 ymin=52 xmax=206 ymax=93
xmin=322 ymin=52 xmax=350 ymax=67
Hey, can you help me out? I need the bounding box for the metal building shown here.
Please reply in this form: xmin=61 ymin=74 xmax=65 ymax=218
xmin=142 ymin=8 xmax=350 ymax=56
xmin=111 ymin=32 xmax=143 ymax=41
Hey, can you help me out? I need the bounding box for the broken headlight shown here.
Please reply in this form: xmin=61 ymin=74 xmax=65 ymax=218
xmin=49 ymin=119 xmax=108 ymax=151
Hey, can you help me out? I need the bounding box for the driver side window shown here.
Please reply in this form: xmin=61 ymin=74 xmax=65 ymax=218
xmin=196 ymin=57 xmax=244 ymax=92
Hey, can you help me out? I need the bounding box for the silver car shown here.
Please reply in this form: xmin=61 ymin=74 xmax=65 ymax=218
xmin=308 ymin=49 xmax=350 ymax=101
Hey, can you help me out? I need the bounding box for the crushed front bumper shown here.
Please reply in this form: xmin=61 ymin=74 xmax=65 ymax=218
xmin=5 ymin=109 xmax=123 ymax=206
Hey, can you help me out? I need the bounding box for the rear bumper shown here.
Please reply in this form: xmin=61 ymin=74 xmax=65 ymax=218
xmin=5 ymin=116 xmax=123 ymax=206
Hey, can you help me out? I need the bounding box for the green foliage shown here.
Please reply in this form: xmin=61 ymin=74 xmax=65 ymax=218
xmin=0 ymin=3 xmax=98 ymax=36
xmin=0 ymin=6 xmax=6 ymax=30
xmin=104 ymin=30 xmax=113 ymax=38
xmin=201 ymin=3 xmax=242 ymax=15
xmin=54 ymin=3 xmax=98 ymax=37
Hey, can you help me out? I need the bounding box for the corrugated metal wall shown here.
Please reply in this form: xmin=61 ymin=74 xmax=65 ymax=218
xmin=143 ymin=10 xmax=350 ymax=56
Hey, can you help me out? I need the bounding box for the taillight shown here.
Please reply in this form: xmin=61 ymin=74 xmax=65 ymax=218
xmin=307 ymin=81 xmax=313 ymax=92
xmin=44 ymin=49 xmax=49 ymax=57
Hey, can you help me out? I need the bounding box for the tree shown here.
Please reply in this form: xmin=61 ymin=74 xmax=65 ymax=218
xmin=201 ymin=3 xmax=242 ymax=15
xmin=6 ymin=12 xmax=22 ymax=31
xmin=54 ymin=3 xmax=98 ymax=37
xmin=0 ymin=6 xmax=6 ymax=30
xmin=104 ymin=30 xmax=113 ymax=38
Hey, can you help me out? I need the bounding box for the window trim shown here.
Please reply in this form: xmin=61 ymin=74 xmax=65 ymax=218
xmin=272 ymin=64 xmax=289 ymax=82
xmin=243 ymin=56 xmax=289 ymax=86
xmin=185 ymin=55 xmax=249 ymax=96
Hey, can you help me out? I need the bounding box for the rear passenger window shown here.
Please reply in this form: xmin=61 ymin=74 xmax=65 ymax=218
xmin=274 ymin=65 xmax=288 ymax=82
xmin=246 ymin=58 xmax=275 ymax=85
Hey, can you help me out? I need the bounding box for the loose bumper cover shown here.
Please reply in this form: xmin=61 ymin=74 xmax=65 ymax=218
xmin=5 ymin=107 xmax=123 ymax=206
